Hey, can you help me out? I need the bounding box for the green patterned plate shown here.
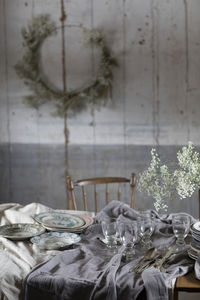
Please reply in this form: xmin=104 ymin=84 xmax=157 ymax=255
xmin=0 ymin=223 xmax=45 ymax=240
xmin=34 ymin=212 xmax=85 ymax=229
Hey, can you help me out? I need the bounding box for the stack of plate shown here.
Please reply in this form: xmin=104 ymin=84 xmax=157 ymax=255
xmin=34 ymin=211 xmax=94 ymax=233
xmin=188 ymin=221 xmax=200 ymax=260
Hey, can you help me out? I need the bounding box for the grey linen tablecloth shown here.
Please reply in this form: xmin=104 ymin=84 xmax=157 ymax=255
xmin=24 ymin=200 xmax=196 ymax=300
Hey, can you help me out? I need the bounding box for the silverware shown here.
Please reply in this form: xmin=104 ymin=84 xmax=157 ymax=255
xmin=136 ymin=252 xmax=160 ymax=273
xmin=129 ymin=247 xmax=158 ymax=273
xmin=154 ymin=245 xmax=176 ymax=270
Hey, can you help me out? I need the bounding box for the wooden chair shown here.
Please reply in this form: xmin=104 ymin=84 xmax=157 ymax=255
xmin=66 ymin=173 xmax=136 ymax=214
xmin=174 ymin=271 xmax=200 ymax=300
xmin=173 ymin=189 xmax=200 ymax=300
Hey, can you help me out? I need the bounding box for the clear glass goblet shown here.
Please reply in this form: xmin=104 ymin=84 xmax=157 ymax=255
xmin=122 ymin=223 xmax=137 ymax=261
xmin=101 ymin=219 xmax=117 ymax=249
xmin=139 ymin=211 xmax=154 ymax=250
xmin=172 ymin=214 xmax=190 ymax=252
xmin=116 ymin=220 xmax=125 ymax=245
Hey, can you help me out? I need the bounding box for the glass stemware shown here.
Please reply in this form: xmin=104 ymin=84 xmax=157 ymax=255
xmin=122 ymin=223 xmax=137 ymax=261
xmin=101 ymin=218 xmax=117 ymax=249
xmin=172 ymin=214 xmax=190 ymax=251
xmin=116 ymin=220 xmax=125 ymax=245
xmin=138 ymin=211 xmax=154 ymax=250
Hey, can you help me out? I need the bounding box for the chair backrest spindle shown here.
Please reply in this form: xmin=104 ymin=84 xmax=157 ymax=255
xmin=94 ymin=185 xmax=98 ymax=213
xmin=118 ymin=183 xmax=121 ymax=201
xmin=82 ymin=186 xmax=88 ymax=211
xmin=106 ymin=184 xmax=109 ymax=205
xmin=130 ymin=173 xmax=136 ymax=208
xmin=66 ymin=176 xmax=77 ymax=210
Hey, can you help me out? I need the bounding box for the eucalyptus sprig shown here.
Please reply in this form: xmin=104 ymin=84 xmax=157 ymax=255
xmin=15 ymin=14 xmax=118 ymax=117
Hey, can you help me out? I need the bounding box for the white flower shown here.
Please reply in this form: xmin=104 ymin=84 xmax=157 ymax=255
xmin=137 ymin=142 xmax=200 ymax=211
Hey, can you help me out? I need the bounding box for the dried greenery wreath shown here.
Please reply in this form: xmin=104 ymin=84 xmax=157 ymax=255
xmin=15 ymin=14 xmax=118 ymax=117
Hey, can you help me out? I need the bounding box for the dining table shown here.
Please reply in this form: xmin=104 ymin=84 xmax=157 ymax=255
xmin=0 ymin=200 xmax=198 ymax=300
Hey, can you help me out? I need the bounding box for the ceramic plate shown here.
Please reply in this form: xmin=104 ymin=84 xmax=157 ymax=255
xmin=191 ymin=244 xmax=200 ymax=254
xmin=34 ymin=212 xmax=85 ymax=229
xmin=188 ymin=253 xmax=198 ymax=260
xmin=30 ymin=231 xmax=81 ymax=250
xmin=73 ymin=214 xmax=94 ymax=230
xmin=191 ymin=229 xmax=200 ymax=239
xmin=192 ymin=238 xmax=200 ymax=249
xmin=43 ymin=214 xmax=94 ymax=233
xmin=188 ymin=248 xmax=199 ymax=260
xmin=191 ymin=224 xmax=200 ymax=235
xmin=192 ymin=234 xmax=200 ymax=242
xmin=193 ymin=222 xmax=200 ymax=232
xmin=0 ymin=223 xmax=45 ymax=240
xmin=56 ymin=209 xmax=95 ymax=218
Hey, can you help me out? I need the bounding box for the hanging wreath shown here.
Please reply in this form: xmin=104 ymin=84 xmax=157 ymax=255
xmin=15 ymin=14 xmax=118 ymax=117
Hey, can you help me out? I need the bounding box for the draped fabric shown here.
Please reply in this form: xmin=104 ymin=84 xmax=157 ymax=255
xmin=24 ymin=200 xmax=196 ymax=300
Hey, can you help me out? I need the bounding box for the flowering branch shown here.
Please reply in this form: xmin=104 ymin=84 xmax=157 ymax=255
xmin=137 ymin=142 xmax=200 ymax=211
xmin=174 ymin=142 xmax=200 ymax=199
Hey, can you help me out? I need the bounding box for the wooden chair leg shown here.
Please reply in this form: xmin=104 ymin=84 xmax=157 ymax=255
xmin=173 ymin=289 xmax=178 ymax=300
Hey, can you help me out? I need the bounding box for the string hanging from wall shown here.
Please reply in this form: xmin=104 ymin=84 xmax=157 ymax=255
xmin=15 ymin=12 xmax=118 ymax=208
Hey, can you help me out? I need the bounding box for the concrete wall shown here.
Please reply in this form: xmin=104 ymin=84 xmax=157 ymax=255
xmin=0 ymin=0 xmax=200 ymax=216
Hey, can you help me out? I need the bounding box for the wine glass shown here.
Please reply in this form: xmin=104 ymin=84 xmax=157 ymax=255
xmin=172 ymin=214 xmax=190 ymax=251
xmin=138 ymin=211 xmax=154 ymax=250
xmin=116 ymin=220 xmax=125 ymax=245
xmin=122 ymin=223 xmax=137 ymax=261
xmin=101 ymin=218 xmax=117 ymax=249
